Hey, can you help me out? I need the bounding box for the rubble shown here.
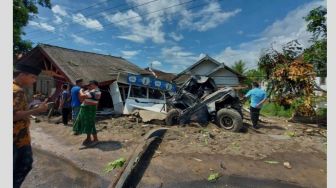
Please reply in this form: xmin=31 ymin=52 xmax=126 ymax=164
xmin=138 ymin=110 xmax=167 ymax=123
xmin=283 ymin=162 xmax=292 ymax=169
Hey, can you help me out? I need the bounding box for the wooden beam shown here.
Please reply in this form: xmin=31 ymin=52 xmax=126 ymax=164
xmin=43 ymin=59 xmax=49 ymax=71
xmin=39 ymin=48 xmax=73 ymax=84
xmin=50 ymin=63 xmax=54 ymax=71
xmin=43 ymin=70 xmax=66 ymax=79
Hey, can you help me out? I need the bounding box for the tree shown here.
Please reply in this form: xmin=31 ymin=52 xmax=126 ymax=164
xmin=244 ymin=68 xmax=265 ymax=86
xmin=230 ymin=60 xmax=247 ymax=75
xmin=13 ymin=0 xmax=51 ymax=56
xmin=304 ymin=6 xmax=326 ymax=40
xmin=258 ymin=41 xmax=316 ymax=116
xmin=303 ymin=6 xmax=327 ymax=77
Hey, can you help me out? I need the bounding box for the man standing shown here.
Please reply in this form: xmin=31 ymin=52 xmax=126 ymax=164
xmin=13 ymin=64 xmax=49 ymax=188
xmin=58 ymin=84 xmax=71 ymax=125
xmin=70 ymin=79 xmax=83 ymax=124
xmin=244 ymin=82 xmax=267 ymax=129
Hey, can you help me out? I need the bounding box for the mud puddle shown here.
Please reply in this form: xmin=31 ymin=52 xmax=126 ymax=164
xmin=22 ymin=148 xmax=110 ymax=188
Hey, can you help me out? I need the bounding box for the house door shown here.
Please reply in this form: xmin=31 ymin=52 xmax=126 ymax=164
xmin=109 ymin=82 xmax=123 ymax=114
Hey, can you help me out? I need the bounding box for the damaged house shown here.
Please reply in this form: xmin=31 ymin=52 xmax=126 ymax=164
xmin=15 ymin=44 xmax=177 ymax=114
xmin=173 ymin=55 xmax=246 ymax=88
xmin=15 ymin=44 xmax=151 ymax=110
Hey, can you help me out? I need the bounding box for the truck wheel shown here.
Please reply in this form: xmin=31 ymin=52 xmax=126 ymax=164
xmin=165 ymin=109 xmax=181 ymax=126
xmin=216 ymin=108 xmax=243 ymax=132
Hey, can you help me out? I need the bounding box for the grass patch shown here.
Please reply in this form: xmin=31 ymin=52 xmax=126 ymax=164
xmin=260 ymin=102 xmax=294 ymax=118
xmin=244 ymin=101 xmax=294 ymax=118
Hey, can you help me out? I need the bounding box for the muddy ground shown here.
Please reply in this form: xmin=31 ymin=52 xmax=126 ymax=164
xmin=22 ymin=113 xmax=326 ymax=188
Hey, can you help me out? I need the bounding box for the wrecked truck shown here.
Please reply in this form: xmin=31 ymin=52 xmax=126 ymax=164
xmin=165 ymin=76 xmax=243 ymax=132
xmin=110 ymin=72 xmax=177 ymax=115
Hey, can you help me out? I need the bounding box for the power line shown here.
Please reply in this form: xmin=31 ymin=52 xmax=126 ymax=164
xmin=67 ymin=0 xmax=114 ymax=14
xmin=26 ymin=0 xmax=116 ymax=34
xmin=28 ymin=0 xmax=313 ymax=53
xmin=25 ymin=1 xmax=316 ymax=73
xmin=27 ymin=0 xmax=161 ymax=38
xmin=34 ymin=0 xmax=200 ymax=44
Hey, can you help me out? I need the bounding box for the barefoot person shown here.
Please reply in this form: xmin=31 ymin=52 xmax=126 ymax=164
xmin=73 ymin=80 xmax=101 ymax=146
xmin=243 ymin=82 xmax=267 ymax=129
xmin=13 ymin=64 xmax=49 ymax=188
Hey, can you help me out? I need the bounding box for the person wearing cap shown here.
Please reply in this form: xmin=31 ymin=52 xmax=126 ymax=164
xmin=73 ymin=80 xmax=101 ymax=146
xmin=70 ymin=78 xmax=83 ymax=124
xmin=13 ymin=64 xmax=49 ymax=188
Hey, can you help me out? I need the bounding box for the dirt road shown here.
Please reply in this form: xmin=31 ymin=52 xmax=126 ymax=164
xmin=23 ymin=115 xmax=326 ymax=187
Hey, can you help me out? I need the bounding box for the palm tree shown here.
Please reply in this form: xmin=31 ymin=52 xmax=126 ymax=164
xmin=231 ymin=60 xmax=247 ymax=75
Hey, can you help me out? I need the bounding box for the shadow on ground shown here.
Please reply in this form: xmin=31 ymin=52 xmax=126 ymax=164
xmin=259 ymin=124 xmax=286 ymax=130
xmin=79 ymin=140 xmax=122 ymax=151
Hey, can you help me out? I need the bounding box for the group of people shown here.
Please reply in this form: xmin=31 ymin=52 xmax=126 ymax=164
xmin=13 ymin=63 xmax=267 ymax=188
xmin=13 ymin=64 xmax=101 ymax=188
xmin=56 ymin=79 xmax=102 ymax=145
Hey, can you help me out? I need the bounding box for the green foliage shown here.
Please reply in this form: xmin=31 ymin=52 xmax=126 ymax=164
xmin=303 ymin=38 xmax=327 ymax=77
xmin=316 ymin=108 xmax=327 ymax=117
xmin=304 ymin=6 xmax=327 ymax=40
xmin=264 ymin=160 xmax=279 ymax=164
xmin=303 ymin=6 xmax=327 ymax=77
xmin=103 ymin=157 xmax=126 ymax=174
xmin=244 ymin=68 xmax=265 ymax=87
xmin=230 ymin=60 xmax=247 ymax=75
xmin=239 ymin=68 xmax=266 ymax=96
xmin=208 ymin=173 xmax=220 ymax=182
xmin=285 ymin=131 xmax=296 ymax=137
xmin=260 ymin=102 xmax=294 ymax=118
xmin=257 ymin=40 xmax=316 ymax=115
xmin=13 ymin=0 xmax=52 ymax=55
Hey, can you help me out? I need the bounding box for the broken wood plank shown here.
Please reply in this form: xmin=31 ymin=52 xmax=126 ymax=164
xmin=109 ymin=128 xmax=168 ymax=188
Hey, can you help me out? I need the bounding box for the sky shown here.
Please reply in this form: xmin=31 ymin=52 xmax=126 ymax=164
xmin=22 ymin=0 xmax=326 ymax=73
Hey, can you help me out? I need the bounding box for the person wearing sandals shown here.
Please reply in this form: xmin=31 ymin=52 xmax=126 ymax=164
xmin=73 ymin=80 xmax=101 ymax=146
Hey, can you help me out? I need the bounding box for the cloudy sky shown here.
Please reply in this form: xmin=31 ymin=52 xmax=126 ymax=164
xmin=23 ymin=0 xmax=326 ymax=73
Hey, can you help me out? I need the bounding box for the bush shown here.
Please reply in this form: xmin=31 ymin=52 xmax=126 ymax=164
xmin=316 ymin=108 xmax=327 ymax=117
xmin=260 ymin=102 xmax=294 ymax=118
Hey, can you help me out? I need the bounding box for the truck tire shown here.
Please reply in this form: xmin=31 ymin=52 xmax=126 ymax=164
xmin=216 ymin=108 xmax=243 ymax=132
xmin=165 ymin=109 xmax=181 ymax=126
